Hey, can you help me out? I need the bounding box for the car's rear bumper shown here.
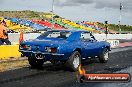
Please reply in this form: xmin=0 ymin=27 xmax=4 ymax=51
xmin=19 ymin=50 xmax=64 ymax=56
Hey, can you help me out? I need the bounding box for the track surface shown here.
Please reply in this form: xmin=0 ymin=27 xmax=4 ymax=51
xmin=0 ymin=47 xmax=132 ymax=87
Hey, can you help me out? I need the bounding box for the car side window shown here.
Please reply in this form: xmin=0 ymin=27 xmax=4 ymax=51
xmin=80 ymin=32 xmax=95 ymax=41
xmin=47 ymin=32 xmax=60 ymax=38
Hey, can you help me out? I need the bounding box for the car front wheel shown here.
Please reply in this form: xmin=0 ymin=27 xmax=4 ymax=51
xmin=65 ymin=51 xmax=81 ymax=71
xmin=99 ymin=48 xmax=109 ymax=63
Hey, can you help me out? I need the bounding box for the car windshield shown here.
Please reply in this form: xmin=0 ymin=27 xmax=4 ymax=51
xmin=37 ymin=31 xmax=71 ymax=39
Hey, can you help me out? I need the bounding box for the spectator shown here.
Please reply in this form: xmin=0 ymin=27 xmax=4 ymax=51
xmin=0 ymin=20 xmax=11 ymax=45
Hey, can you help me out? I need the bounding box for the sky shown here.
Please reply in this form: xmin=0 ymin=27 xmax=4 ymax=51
xmin=0 ymin=0 xmax=132 ymax=25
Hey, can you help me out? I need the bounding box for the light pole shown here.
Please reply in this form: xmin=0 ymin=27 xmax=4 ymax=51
xmin=51 ymin=0 xmax=54 ymax=29
xmin=105 ymin=21 xmax=108 ymax=41
xmin=119 ymin=3 xmax=123 ymax=33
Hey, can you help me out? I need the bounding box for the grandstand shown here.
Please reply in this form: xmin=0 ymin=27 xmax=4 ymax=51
xmin=0 ymin=17 xmax=102 ymax=33
xmin=0 ymin=11 xmax=131 ymax=33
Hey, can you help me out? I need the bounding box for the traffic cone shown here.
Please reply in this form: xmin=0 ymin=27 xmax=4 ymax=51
xmin=19 ymin=31 xmax=24 ymax=44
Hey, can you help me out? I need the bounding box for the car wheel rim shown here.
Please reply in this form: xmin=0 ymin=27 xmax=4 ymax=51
xmin=73 ymin=55 xmax=80 ymax=69
xmin=104 ymin=51 xmax=109 ymax=60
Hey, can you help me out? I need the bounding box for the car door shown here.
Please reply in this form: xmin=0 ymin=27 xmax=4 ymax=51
xmin=80 ymin=32 xmax=101 ymax=58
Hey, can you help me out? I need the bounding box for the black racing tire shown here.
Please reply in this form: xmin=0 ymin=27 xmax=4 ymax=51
xmin=28 ymin=57 xmax=44 ymax=68
xmin=65 ymin=51 xmax=81 ymax=71
xmin=99 ymin=48 xmax=109 ymax=63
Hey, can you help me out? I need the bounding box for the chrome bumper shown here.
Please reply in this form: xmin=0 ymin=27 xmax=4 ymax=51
xmin=19 ymin=50 xmax=64 ymax=56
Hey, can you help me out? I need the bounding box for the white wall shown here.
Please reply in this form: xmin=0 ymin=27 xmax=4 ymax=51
xmin=8 ymin=33 xmax=132 ymax=43
xmin=8 ymin=33 xmax=41 ymax=44
xmin=94 ymin=34 xmax=132 ymax=41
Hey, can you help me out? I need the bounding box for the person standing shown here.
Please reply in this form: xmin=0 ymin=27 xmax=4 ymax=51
xmin=0 ymin=20 xmax=11 ymax=45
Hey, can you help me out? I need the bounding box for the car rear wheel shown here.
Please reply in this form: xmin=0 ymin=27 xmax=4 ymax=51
xmin=28 ymin=57 xmax=44 ymax=68
xmin=99 ymin=48 xmax=109 ymax=63
xmin=65 ymin=51 xmax=81 ymax=71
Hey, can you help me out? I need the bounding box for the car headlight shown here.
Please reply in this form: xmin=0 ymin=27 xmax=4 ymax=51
xmin=45 ymin=47 xmax=57 ymax=53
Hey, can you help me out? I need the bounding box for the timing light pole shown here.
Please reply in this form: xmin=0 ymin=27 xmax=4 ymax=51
xmin=105 ymin=21 xmax=108 ymax=41
xmin=51 ymin=0 xmax=54 ymax=29
xmin=119 ymin=2 xmax=123 ymax=33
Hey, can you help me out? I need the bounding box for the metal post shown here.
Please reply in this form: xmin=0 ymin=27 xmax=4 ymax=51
xmin=119 ymin=10 xmax=122 ymax=33
xmin=51 ymin=0 xmax=54 ymax=29
xmin=105 ymin=21 xmax=108 ymax=41
xmin=119 ymin=3 xmax=122 ymax=33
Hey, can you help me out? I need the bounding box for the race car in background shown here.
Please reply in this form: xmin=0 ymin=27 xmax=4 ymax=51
xmin=19 ymin=30 xmax=111 ymax=71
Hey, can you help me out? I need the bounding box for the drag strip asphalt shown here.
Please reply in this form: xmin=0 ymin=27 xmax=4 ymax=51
xmin=110 ymin=46 xmax=132 ymax=53
xmin=0 ymin=47 xmax=132 ymax=87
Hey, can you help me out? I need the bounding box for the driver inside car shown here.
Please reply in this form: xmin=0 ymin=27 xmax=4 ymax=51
xmin=58 ymin=32 xmax=67 ymax=39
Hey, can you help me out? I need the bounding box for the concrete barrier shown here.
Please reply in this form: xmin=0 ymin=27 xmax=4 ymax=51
xmin=107 ymin=40 xmax=120 ymax=48
xmin=8 ymin=33 xmax=132 ymax=44
xmin=8 ymin=33 xmax=41 ymax=44
xmin=94 ymin=34 xmax=132 ymax=41
xmin=0 ymin=45 xmax=21 ymax=60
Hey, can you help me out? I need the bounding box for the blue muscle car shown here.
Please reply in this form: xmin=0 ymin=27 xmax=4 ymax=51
xmin=19 ymin=30 xmax=111 ymax=71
